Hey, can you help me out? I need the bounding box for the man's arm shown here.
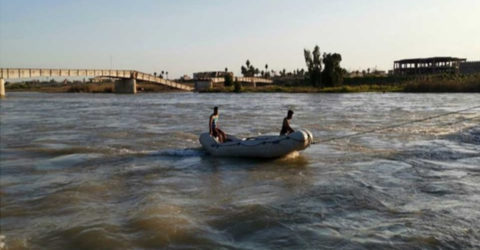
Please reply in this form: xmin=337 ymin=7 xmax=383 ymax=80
xmin=285 ymin=119 xmax=294 ymax=134
xmin=209 ymin=115 xmax=213 ymax=134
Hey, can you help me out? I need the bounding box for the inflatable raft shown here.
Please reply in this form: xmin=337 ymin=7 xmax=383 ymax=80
xmin=199 ymin=129 xmax=313 ymax=158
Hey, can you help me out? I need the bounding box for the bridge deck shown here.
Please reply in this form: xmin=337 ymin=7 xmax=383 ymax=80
xmin=0 ymin=68 xmax=193 ymax=91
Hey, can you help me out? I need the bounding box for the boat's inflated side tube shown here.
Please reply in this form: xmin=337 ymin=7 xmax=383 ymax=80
xmin=199 ymin=129 xmax=314 ymax=158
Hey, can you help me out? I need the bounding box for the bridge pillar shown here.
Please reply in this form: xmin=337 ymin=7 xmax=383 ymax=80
xmin=195 ymin=80 xmax=213 ymax=92
xmin=114 ymin=79 xmax=137 ymax=94
xmin=0 ymin=78 xmax=5 ymax=97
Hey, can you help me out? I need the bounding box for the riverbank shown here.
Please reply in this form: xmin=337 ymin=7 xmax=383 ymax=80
xmin=5 ymin=74 xmax=480 ymax=93
xmin=205 ymin=74 xmax=480 ymax=93
xmin=204 ymin=84 xmax=404 ymax=93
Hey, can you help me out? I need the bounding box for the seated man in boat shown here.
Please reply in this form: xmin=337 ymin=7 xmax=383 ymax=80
xmin=280 ymin=110 xmax=295 ymax=135
xmin=209 ymin=106 xmax=227 ymax=143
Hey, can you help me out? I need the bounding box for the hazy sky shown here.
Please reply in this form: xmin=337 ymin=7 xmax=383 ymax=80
xmin=1 ymin=0 xmax=479 ymax=77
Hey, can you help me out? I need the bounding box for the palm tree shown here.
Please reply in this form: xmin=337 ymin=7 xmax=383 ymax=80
xmin=166 ymin=71 xmax=169 ymax=80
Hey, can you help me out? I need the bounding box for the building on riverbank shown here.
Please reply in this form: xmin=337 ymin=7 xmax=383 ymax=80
xmin=393 ymin=57 xmax=466 ymax=76
xmin=193 ymin=71 xmax=233 ymax=80
xmin=459 ymin=61 xmax=480 ymax=75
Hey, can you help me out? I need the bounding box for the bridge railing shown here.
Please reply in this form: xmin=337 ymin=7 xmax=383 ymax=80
xmin=135 ymin=72 xmax=192 ymax=90
xmin=0 ymin=68 xmax=135 ymax=79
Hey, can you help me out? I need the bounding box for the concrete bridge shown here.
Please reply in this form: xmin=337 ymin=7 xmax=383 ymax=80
xmin=0 ymin=68 xmax=194 ymax=96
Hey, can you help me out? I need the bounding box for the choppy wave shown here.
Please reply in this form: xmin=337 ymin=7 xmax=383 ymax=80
xmin=444 ymin=125 xmax=480 ymax=145
xmin=1 ymin=92 xmax=480 ymax=249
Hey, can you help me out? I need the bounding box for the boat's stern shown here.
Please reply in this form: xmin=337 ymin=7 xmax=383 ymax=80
xmin=199 ymin=132 xmax=218 ymax=154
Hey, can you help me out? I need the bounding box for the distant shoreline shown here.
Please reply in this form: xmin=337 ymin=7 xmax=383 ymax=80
xmin=203 ymin=84 xmax=480 ymax=93
xmin=5 ymin=74 xmax=480 ymax=93
xmin=202 ymin=84 xmax=403 ymax=93
xmin=204 ymin=74 xmax=480 ymax=93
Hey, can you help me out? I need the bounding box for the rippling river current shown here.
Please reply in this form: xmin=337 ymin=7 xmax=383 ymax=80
xmin=1 ymin=92 xmax=480 ymax=249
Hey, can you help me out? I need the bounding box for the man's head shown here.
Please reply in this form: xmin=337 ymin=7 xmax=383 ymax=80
xmin=287 ymin=109 xmax=294 ymax=119
xmin=213 ymin=106 xmax=218 ymax=114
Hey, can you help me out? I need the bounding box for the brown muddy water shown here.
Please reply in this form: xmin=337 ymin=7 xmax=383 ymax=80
xmin=1 ymin=92 xmax=480 ymax=249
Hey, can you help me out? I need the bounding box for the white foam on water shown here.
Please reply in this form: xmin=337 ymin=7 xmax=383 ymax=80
xmin=155 ymin=148 xmax=206 ymax=157
xmin=280 ymin=151 xmax=300 ymax=159
xmin=0 ymin=235 xmax=5 ymax=249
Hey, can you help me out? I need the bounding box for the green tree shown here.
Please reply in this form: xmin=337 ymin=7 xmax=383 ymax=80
xmin=304 ymin=45 xmax=322 ymax=86
xmin=321 ymin=53 xmax=344 ymax=87
xmin=241 ymin=60 xmax=257 ymax=77
xmin=224 ymin=73 xmax=233 ymax=87
xmin=234 ymin=80 xmax=242 ymax=93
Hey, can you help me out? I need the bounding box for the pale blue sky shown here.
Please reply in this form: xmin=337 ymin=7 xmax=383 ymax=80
xmin=1 ymin=0 xmax=479 ymax=77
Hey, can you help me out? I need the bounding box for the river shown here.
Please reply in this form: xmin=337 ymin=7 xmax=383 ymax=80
xmin=1 ymin=92 xmax=479 ymax=249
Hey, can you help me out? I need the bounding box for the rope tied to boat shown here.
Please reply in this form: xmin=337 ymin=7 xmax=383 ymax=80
xmin=312 ymin=104 xmax=480 ymax=144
